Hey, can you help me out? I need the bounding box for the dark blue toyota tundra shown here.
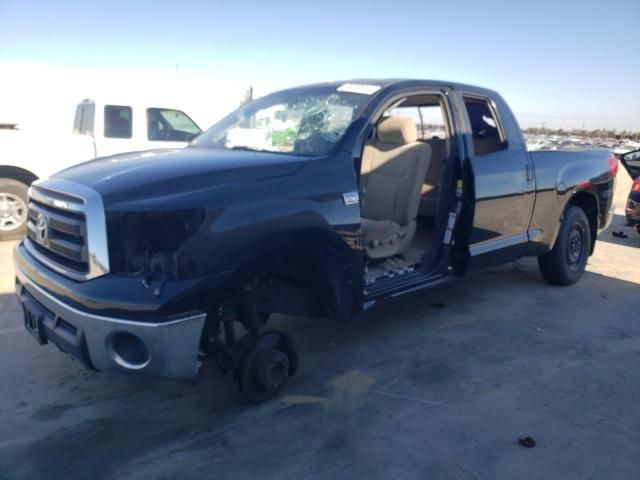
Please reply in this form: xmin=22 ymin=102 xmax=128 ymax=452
xmin=13 ymin=80 xmax=618 ymax=402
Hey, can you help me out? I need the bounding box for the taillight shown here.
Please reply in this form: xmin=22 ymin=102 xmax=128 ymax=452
xmin=608 ymin=155 xmax=619 ymax=177
xmin=632 ymin=178 xmax=640 ymax=192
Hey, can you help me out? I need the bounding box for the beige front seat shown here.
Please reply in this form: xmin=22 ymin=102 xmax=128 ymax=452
xmin=360 ymin=116 xmax=432 ymax=259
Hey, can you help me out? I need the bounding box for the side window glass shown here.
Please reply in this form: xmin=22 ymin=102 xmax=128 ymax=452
xmin=147 ymin=109 xmax=165 ymax=141
xmin=383 ymin=101 xmax=447 ymax=141
xmin=418 ymin=105 xmax=447 ymax=140
xmin=147 ymin=108 xmax=201 ymax=142
xmin=463 ymin=97 xmax=506 ymax=156
xmin=147 ymin=108 xmax=202 ymax=142
xmin=104 ymin=105 xmax=132 ymax=139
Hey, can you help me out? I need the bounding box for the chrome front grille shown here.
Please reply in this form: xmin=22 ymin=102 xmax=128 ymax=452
xmin=24 ymin=179 xmax=110 ymax=281
xmin=27 ymin=197 xmax=88 ymax=271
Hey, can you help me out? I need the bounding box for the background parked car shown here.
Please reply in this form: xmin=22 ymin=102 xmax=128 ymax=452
xmin=619 ymin=149 xmax=640 ymax=234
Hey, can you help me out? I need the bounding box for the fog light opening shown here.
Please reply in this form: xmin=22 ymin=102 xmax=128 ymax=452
xmin=110 ymin=332 xmax=150 ymax=369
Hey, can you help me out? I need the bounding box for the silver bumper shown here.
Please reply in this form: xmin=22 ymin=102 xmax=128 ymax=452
xmin=15 ymin=265 xmax=206 ymax=378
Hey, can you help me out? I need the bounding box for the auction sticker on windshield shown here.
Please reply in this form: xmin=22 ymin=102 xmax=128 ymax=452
xmin=337 ymin=83 xmax=381 ymax=95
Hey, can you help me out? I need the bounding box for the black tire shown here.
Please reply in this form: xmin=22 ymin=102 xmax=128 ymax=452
xmin=0 ymin=178 xmax=29 ymax=241
xmin=537 ymin=205 xmax=591 ymax=286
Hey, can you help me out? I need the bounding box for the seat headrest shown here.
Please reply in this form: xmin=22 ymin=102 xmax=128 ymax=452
xmin=377 ymin=116 xmax=418 ymax=145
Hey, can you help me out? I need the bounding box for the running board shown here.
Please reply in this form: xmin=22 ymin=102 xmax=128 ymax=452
xmin=363 ymin=269 xmax=449 ymax=300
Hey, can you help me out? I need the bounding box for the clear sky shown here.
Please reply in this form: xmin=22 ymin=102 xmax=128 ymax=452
xmin=1 ymin=0 xmax=639 ymax=130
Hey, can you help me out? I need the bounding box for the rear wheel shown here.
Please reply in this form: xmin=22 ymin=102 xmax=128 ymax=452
xmin=0 ymin=179 xmax=29 ymax=241
xmin=538 ymin=205 xmax=591 ymax=285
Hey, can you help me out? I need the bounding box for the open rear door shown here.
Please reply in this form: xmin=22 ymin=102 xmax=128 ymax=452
xmin=620 ymin=149 xmax=640 ymax=180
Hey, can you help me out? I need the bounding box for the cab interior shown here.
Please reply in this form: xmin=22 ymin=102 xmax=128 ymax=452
xmin=358 ymin=94 xmax=451 ymax=284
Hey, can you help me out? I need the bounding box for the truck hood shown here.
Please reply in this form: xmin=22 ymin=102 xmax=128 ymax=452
xmin=53 ymin=146 xmax=308 ymax=207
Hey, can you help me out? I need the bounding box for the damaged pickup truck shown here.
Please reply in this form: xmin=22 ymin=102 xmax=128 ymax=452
xmin=14 ymin=80 xmax=617 ymax=402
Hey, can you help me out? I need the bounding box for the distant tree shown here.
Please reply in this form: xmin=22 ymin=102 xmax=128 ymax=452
xmin=523 ymin=126 xmax=639 ymax=139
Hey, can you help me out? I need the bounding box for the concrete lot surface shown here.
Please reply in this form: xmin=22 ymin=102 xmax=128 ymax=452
xmin=0 ymin=172 xmax=638 ymax=480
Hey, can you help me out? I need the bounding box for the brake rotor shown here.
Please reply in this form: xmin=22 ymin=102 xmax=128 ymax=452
xmin=239 ymin=331 xmax=298 ymax=403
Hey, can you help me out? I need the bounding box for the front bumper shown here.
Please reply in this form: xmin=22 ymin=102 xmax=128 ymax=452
xmin=14 ymin=252 xmax=207 ymax=379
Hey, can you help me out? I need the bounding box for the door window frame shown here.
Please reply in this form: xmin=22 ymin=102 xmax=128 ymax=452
xmin=460 ymin=93 xmax=508 ymax=156
xmin=355 ymin=89 xmax=457 ymax=169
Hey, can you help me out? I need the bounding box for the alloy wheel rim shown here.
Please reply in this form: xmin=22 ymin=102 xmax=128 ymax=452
xmin=0 ymin=193 xmax=28 ymax=232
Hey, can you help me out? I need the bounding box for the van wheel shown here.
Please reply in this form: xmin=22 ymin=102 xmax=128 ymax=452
xmin=537 ymin=206 xmax=590 ymax=285
xmin=0 ymin=179 xmax=29 ymax=241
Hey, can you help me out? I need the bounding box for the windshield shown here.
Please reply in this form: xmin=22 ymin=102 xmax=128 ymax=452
xmin=192 ymin=85 xmax=376 ymax=156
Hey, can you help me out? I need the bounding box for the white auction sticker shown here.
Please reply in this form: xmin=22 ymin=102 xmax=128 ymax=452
xmin=337 ymin=83 xmax=381 ymax=95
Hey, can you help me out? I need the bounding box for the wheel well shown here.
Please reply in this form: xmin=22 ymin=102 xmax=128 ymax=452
xmin=0 ymin=166 xmax=38 ymax=186
xmin=213 ymin=232 xmax=361 ymax=325
xmin=263 ymin=243 xmax=356 ymax=320
xmin=567 ymin=192 xmax=598 ymax=255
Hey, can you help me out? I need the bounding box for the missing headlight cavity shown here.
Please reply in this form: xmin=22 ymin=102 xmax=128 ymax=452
xmin=107 ymin=209 xmax=205 ymax=278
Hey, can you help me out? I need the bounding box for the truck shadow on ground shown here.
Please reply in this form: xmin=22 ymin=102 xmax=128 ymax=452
xmin=1 ymin=262 xmax=639 ymax=479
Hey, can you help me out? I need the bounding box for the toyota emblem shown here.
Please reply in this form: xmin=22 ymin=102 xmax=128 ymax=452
xmin=36 ymin=213 xmax=48 ymax=243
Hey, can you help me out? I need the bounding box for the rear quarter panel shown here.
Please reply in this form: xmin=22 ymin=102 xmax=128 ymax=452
xmin=527 ymin=149 xmax=614 ymax=255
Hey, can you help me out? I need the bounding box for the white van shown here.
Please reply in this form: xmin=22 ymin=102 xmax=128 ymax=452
xmin=0 ymin=99 xmax=202 ymax=240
